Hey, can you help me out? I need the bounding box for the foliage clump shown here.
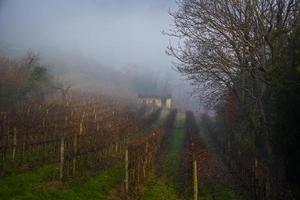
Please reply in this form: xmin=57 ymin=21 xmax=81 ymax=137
xmin=0 ymin=52 xmax=53 ymax=108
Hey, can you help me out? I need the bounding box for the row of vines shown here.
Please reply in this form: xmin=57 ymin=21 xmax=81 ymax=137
xmin=126 ymin=110 xmax=177 ymax=196
xmin=182 ymin=112 xmax=207 ymax=200
xmin=0 ymin=94 xmax=162 ymax=188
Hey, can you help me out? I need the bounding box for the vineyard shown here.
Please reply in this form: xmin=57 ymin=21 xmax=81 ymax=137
xmin=0 ymin=95 xmax=241 ymax=200
xmin=0 ymin=97 xmax=150 ymax=174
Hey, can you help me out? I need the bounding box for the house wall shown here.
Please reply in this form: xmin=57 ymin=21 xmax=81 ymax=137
xmin=165 ymin=98 xmax=172 ymax=108
xmin=154 ymin=99 xmax=162 ymax=107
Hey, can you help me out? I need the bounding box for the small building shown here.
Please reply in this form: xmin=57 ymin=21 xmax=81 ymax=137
xmin=138 ymin=94 xmax=172 ymax=109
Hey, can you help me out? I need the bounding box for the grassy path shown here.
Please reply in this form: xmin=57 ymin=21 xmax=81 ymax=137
xmin=155 ymin=108 xmax=170 ymax=126
xmin=141 ymin=112 xmax=186 ymax=200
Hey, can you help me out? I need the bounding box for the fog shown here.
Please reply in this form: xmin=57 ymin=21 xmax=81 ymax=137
xmin=0 ymin=0 xmax=200 ymax=110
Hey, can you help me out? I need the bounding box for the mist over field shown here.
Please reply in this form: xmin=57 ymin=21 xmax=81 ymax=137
xmin=0 ymin=0 xmax=198 ymax=110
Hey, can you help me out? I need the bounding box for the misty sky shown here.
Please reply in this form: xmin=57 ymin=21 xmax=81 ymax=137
xmin=0 ymin=0 xmax=201 ymax=111
xmin=0 ymin=0 xmax=176 ymax=70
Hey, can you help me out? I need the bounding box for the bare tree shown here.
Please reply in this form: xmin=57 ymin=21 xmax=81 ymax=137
xmin=166 ymin=0 xmax=299 ymax=162
xmin=166 ymin=0 xmax=298 ymax=108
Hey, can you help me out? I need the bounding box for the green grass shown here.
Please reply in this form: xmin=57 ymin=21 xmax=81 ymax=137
xmin=0 ymin=165 xmax=56 ymax=199
xmin=0 ymin=162 xmax=124 ymax=200
xmin=141 ymin=177 xmax=181 ymax=200
xmin=163 ymin=128 xmax=185 ymax=184
xmin=155 ymin=108 xmax=170 ymax=126
xmin=0 ymin=144 xmax=58 ymax=177
xmin=142 ymin=113 xmax=186 ymax=200
xmin=166 ymin=114 xmax=185 ymax=175
xmin=175 ymin=112 xmax=185 ymax=128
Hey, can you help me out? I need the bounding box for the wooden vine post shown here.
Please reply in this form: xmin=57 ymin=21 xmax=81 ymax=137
xmin=60 ymin=137 xmax=65 ymax=180
xmin=96 ymin=123 xmax=100 ymax=132
xmin=79 ymin=122 xmax=83 ymax=135
xmin=73 ymin=133 xmax=78 ymax=176
xmin=193 ymin=156 xmax=198 ymax=200
xmin=125 ymin=139 xmax=129 ymax=194
xmin=22 ymin=134 xmax=26 ymax=161
xmin=12 ymin=127 xmax=17 ymax=160
xmin=143 ymin=141 xmax=148 ymax=177
xmin=192 ymin=143 xmax=198 ymax=200
xmin=115 ymin=142 xmax=118 ymax=153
